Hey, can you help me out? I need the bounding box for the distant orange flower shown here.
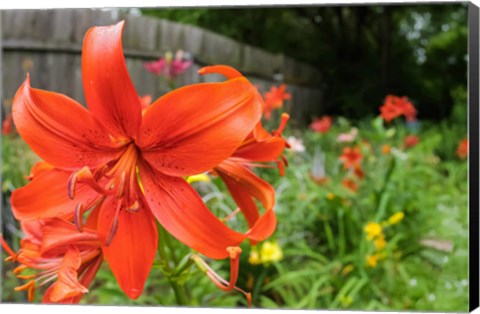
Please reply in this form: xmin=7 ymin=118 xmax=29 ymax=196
xmin=379 ymin=95 xmax=417 ymax=122
xmin=381 ymin=144 xmax=391 ymax=154
xmin=310 ymin=116 xmax=332 ymax=133
xmin=262 ymin=84 xmax=291 ymax=120
xmin=354 ymin=166 xmax=365 ymax=180
xmin=2 ymin=113 xmax=13 ymax=135
xmin=456 ymin=138 xmax=468 ymax=159
xmin=342 ymin=178 xmax=358 ymax=192
xmin=339 ymin=146 xmax=363 ymax=170
xmin=404 ymin=135 xmax=420 ymax=148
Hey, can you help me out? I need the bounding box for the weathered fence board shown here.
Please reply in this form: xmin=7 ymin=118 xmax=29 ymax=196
xmin=1 ymin=8 xmax=324 ymax=125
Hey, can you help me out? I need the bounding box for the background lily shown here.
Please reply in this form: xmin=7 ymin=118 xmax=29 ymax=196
xmin=262 ymin=84 xmax=291 ymax=120
xmin=310 ymin=115 xmax=332 ymax=133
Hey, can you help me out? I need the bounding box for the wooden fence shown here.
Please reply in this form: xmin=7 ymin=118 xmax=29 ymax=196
xmin=1 ymin=9 xmax=324 ymax=125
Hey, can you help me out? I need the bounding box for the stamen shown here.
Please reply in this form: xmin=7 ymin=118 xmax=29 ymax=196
xmin=281 ymin=155 xmax=289 ymax=167
xmin=105 ymin=202 xmax=122 ymax=246
xmin=126 ymin=200 xmax=140 ymax=212
xmin=28 ymin=284 xmax=35 ymax=302
xmin=276 ymin=159 xmax=286 ymax=176
xmin=222 ymin=208 xmax=241 ymax=222
xmin=74 ymin=203 xmax=84 ymax=232
xmin=116 ymin=171 xmax=126 ymax=198
xmin=68 ymin=166 xmax=111 ymax=199
xmin=272 ymin=113 xmax=290 ymax=136
xmin=191 ymin=252 xmax=252 ymax=307
xmin=14 ymin=280 xmax=35 ymax=291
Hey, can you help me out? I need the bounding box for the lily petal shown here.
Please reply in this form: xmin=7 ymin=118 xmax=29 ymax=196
xmin=82 ymin=21 xmax=142 ymax=140
xmin=97 ymin=197 xmax=157 ymax=300
xmin=216 ymin=160 xmax=274 ymax=228
xmin=245 ymin=208 xmax=277 ymax=242
xmin=11 ymin=168 xmax=98 ymax=221
xmin=12 ymin=77 xmax=121 ymax=170
xmin=47 ymin=245 xmax=88 ymax=303
xmin=138 ymin=77 xmax=262 ymax=177
xmin=139 ymin=162 xmax=246 ymax=259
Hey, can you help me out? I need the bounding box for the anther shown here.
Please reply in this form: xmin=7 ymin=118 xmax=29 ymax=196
xmin=74 ymin=203 xmax=84 ymax=232
xmin=272 ymin=113 xmax=290 ymax=136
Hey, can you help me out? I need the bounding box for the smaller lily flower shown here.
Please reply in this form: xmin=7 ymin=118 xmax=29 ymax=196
xmin=1 ymin=217 xmax=102 ymax=303
xmin=144 ymin=50 xmax=193 ymax=80
xmin=262 ymin=84 xmax=291 ymax=120
xmin=2 ymin=113 xmax=13 ymax=135
xmin=310 ymin=115 xmax=332 ymax=133
xmin=342 ymin=178 xmax=358 ymax=192
xmin=373 ymin=234 xmax=387 ymax=250
xmin=339 ymin=146 xmax=363 ymax=170
xmin=365 ymin=255 xmax=379 ymax=268
xmin=456 ymin=138 xmax=468 ymax=159
xmin=404 ymin=135 xmax=420 ymax=149
xmin=337 ymin=127 xmax=358 ymax=143
xmin=379 ymin=95 xmax=417 ymax=122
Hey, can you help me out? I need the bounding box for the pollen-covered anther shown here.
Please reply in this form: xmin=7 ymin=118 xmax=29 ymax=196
xmin=74 ymin=203 xmax=84 ymax=232
xmin=126 ymin=200 xmax=140 ymax=212
xmin=272 ymin=113 xmax=290 ymax=136
xmin=68 ymin=166 xmax=111 ymax=199
xmin=226 ymin=246 xmax=242 ymax=259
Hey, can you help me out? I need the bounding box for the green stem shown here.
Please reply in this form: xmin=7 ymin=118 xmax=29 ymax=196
xmin=169 ymin=279 xmax=189 ymax=306
xmin=157 ymin=223 xmax=190 ymax=305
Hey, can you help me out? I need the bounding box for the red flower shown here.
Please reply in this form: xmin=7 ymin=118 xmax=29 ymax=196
xmin=2 ymin=113 xmax=13 ymax=135
xmin=456 ymin=138 xmax=468 ymax=159
xmin=339 ymin=146 xmax=363 ymax=170
xmin=404 ymin=135 xmax=420 ymax=148
xmin=310 ymin=116 xmax=332 ymax=133
xmin=379 ymin=95 xmax=417 ymax=122
xmin=342 ymin=178 xmax=358 ymax=192
xmin=1 ymin=216 xmax=102 ymax=304
xmin=262 ymin=84 xmax=291 ymax=120
xmin=11 ymin=22 xmax=263 ymax=299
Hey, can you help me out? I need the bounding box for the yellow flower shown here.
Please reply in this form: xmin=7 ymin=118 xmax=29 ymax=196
xmin=260 ymin=241 xmax=283 ymax=263
xmin=374 ymin=234 xmax=387 ymax=250
xmin=388 ymin=212 xmax=405 ymax=225
xmin=340 ymin=295 xmax=353 ymax=308
xmin=366 ymin=255 xmax=379 ymax=268
xmin=186 ymin=173 xmax=211 ymax=184
xmin=248 ymin=247 xmax=261 ymax=265
xmin=326 ymin=193 xmax=335 ymax=200
xmin=364 ymin=222 xmax=382 ymax=240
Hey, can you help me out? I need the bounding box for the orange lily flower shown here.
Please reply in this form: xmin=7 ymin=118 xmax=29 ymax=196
xmin=262 ymin=84 xmax=291 ymax=120
xmin=11 ymin=22 xmax=263 ymax=299
xmin=310 ymin=115 xmax=332 ymax=133
xmin=339 ymin=146 xmax=363 ymax=170
xmin=456 ymin=138 xmax=468 ymax=159
xmin=1 ymin=217 xmax=102 ymax=303
xmin=379 ymin=95 xmax=417 ymax=122
xmin=2 ymin=113 xmax=13 ymax=135
xmin=342 ymin=178 xmax=358 ymax=192
xmin=198 ymin=65 xmax=289 ymax=241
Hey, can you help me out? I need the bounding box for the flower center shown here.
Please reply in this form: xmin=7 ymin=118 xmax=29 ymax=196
xmin=68 ymin=143 xmax=142 ymax=245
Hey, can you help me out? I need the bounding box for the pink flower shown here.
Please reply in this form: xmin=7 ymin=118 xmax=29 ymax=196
xmin=337 ymin=128 xmax=358 ymax=143
xmin=310 ymin=116 xmax=332 ymax=133
xmin=144 ymin=50 xmax=192 ymax=79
